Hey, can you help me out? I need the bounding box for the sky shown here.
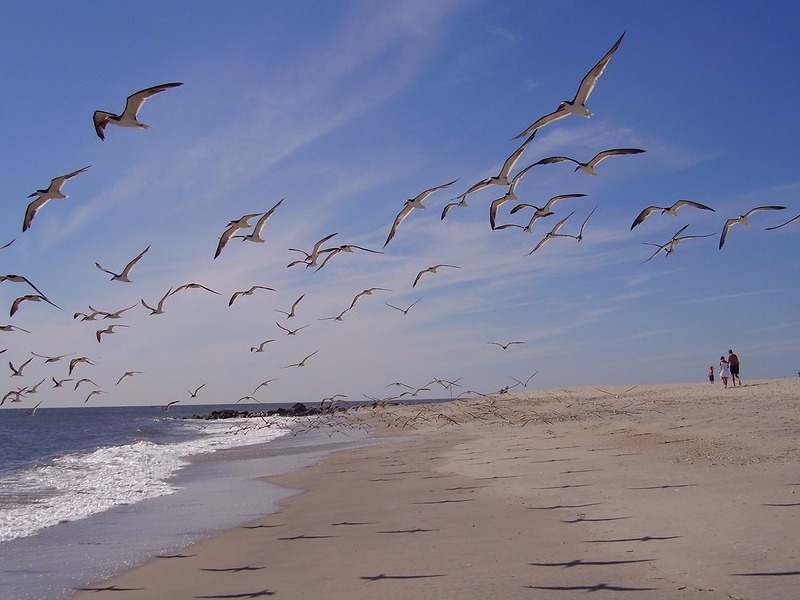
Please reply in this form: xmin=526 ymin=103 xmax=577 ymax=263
xmin=1 ymin=1 xmax=798 ymax=408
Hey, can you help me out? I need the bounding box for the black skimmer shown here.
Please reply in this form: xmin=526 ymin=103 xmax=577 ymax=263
xmin=9 ymin=357 xmax=34 ymax=377
xmin=276 ymin=294 xmax=305 ymax=318
xmin=535 ymin=148 xmax=645 ymax=175
xmin=141 ymin=288 xmax=173 ymax=315
xmin=171 ymin=283 xmax=220 ymax=296
xmin=68 ymin=356 xmax=95 ymax=375
xmin=93 ymin=82 xmax=183 ymax=140
xmin=215 ymin=213 xmax=262 ymax=259
xmin=413 ymin=264 xmax=460 ymax=288
xmin=547 ymin=206 xmax=597 ymax=242
xmin=23 ymin=166 xmax=91 ymax=232
xmin=187 ymin=383 xmax=206 ymax=398
xmin=511 ymin=193 xmax=587 ymax=232
xmin=234 ymin=199 xmax=284 ymax=243
xmin=96 ymin=324 xmax=129 ymax=342
xmin=514 ymin=32 xmax=625 ymax=139
xmin=228 ymin=285 xmax=275 ymax=306
xmin=630 ymin=199 xmax=715 ymax=230
xmin=719 ymin=205 xmax=786 ymax=249
xmin=488 ymin=341 xmax=525 ymax=350
xmin=384 ymin=298 xmax=422 ymax=315
xmin=276 ymin=322 xmax=309 ymax=336
xmin=349 ymin=287 xmax=391 ymax=310
xmin=527 ymin=211 xmax=575 ymax=254
xmin=116 ymin=371 xmax=143 ymax=385
xmin=9 ymin=294 xmax=60 ymax=316
xmin=95 ymin=245 xmax=150 ymax=282
xmin=283 ymin=350 xmax=318 ymax=368
xmin=385 ymin=179 xmax=458 ymax=246
xmin=250 ymin=340 xmax=276 ymax=353
xmin=642 ymin=224 xmax=714 ymax=262
xmin=287 ymin=232 xmax=339 ymax=267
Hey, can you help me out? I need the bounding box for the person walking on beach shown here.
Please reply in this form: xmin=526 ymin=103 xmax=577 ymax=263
xmin=728 ymin=350 xmax=740 ymax=387
xmin=708 ymin=365 xmax=715 ymax=383
xmin=719 ymin=356 xmax=730 ymax=388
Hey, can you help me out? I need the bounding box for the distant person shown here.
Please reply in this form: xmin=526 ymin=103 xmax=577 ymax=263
xmin=708 ymin=366 xmax=715 ymax=383
xmin=719 ymin=356 xmax=730 ymax=388
xmin=728 ymin=350 xmax=740 ymax=387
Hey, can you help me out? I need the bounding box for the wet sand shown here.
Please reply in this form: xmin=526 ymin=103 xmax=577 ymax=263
xmin=73 ymin=378 xmax=800 ymax=599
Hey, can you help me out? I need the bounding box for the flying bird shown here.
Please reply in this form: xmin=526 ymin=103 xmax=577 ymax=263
xmin=314 ymin=243 xmax=384 ymax=272
xmin=95 ymin=246 xmax=150 ymax=282
xmin=250 ymin=340 xmax=276 ymax=353
xmin=228 ymin=285 xmax=275 ymax=306
xmin=282 ymin=350 xmax=318 ymax=368
xmin=93 ymin=82 xmax=183 ymax=140
xmin=214 ymin=213 xmax=262 ymax=259
xmin=187 ymin=383 xmax=206 ymax=398
xmin=9 ymin=356 xmax=34 ymax=377
xmin=69 ymin=356 xmax=95 ymax=375
xmin=510 ymin=193 xmax=587 ymax=232
xmin=287 ymin=232 xmax=339 ymax=268
xmin=10 ymin=294 xmax=61 ymax=317
xmin=276 ymin=294 xmax=305 ymax=319
xmin=116 ymin=371 xmax=143 ymax=385
xmin=234 ymin=199 xmax=284 ymax=243
xmin=252 ymin=379 xmax=278 ymax=394
xmin=384 ymin=179 xmax=458 ymax=246
xmin=96 ymin=324 xmax=129 ymax=342
xmin=535 ymin=148 xmax=645 ymax=175
xmin=276 ymin=322 xmax=309 ymax=336
xmin=527 ymin=211 xmax=575 ymax=254
xmin=141 ymin=288 xmax=173 ymax=315
xmin=98 ymin=303 xmax=138 ymax=319
xmin=642 ymin=224 xmax=714 ymax=262
xmin=719 ymin=206 xmax=786 ymax=249
xmin=349 ymin=287 xmax=391 ymax=310
xmin=384 ymin=298 xmax=422 ymax=315
xmin=84 ymin=390 xmax=106 ymax=403
xmin=23 ymin=165 xmax=91 ymax=232
xmin=0 ymin=324 xmax=31 ymax=333
xmin=413 ymin=264 xmax=461 ymax=288
xmin=630 ymin=199 xmax=715 ymax=230
xmin=171 ymin=283 xmax=221 ymax=296
xmin=74 ymin=378 xmax=99 ymax=391
xmin=551 ymin=206 xmax=598 ymax=242
xmin=31 ymin=351 xmax=74 ymax=363
xmin=488 ymin=341 xmax=525 ymax=350
xmin=514 ymin=32 xmax=626 ymax=139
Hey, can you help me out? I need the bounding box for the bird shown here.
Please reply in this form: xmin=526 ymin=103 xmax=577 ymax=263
xmin=535 ymin=148 xmax=645 ymax=175
xmin=287 ymin=232 xmax=339 ymax=268
xmin=84 ymin=390 xmax=106 ymax=403
xmin=283 ymin=350 xmax=318 ymax=368
xmin=413 ymin=264 xmax=460 ymax=288
xmin=276 ymin=322 xmax=309 ymax=336
xmin=9 ymin=356 xmax=34 ymax=376
xmin=98 ymin=303 xmax=139 ymax=319
xmin=141 ymin=288 xmax=174 ymax=315
xmin=52 ymin=377 xmax=74 ymax=388
xmin=442 ymin=138 xmax=532 ymax=220
xmin=0 ymin=274 xmax=54 ymax=302
xmin=384 ymin=298 xmax=422 ymax=315
xmin=250 ymin=340 xmax=276 ymax=353
xmin=514 ymin=32 xmax=625 ymax=139
xmin=93 ymin=82 xmax=183 ymax=140
xmin=276 ymin=294 xmax=305 ymax=318
xmin=95 ymin=245 xmax=150 ymax=282
xmin=23 ymin=165 xmax=91 ymax=232
xmin=116 ymin=371 xmax=143 ymax=385
xmin=384 ymin=179 xmax=458 ymax=246
xmin=187 ymin=383 xmax=206 ymax=398
xmin=252 ymin=379 xmax=278 ymax=394
xmin=160 ymin=400 xmax=181 ymax=411
xmin=10 ymin=294 xmax=61 ymax=317
xmin=488 ymin=341 xmax=525 ymax=350
xmin=214 ymin=213 xmax=262 ymax=259
xmin=349 ymin=287 xmax=391 ymax=310
xmin=765 ymin=213 xmax=800 ymax=231
xmin=96 ymin=324 xmax=129 ymax=342
xmin=510 ymin=193 xmax=587 ymax=232
xmin=73 ymin=307 xmax=106 ymax=321
xmin=317 ymin=308 xmax=351 ymax=322
xmin=313 ymin=243 xmax=384 ymax=272
xmin=171 ymin=283 xmax=220 ymax=296
xmin=31 ymin=351 xmax=74 ymax=363
xmin=527 ymin=211 xmax=575 ymax=254
xmin=234 ymin=199 xmax=284 ymax=243
xmin=487 ymin=157 xmax=546 ymax=229
xmin=228 ymin=285 xmax=275 ymax=306
xmin=0 ymin=324 xmax=31 ymax=333
xmin=719 ymin=206 xmax=787 ymax=248
xmin=74 ymin=378 xmax=99 ymax=391
xmin=551 ymin=206 xmax=598 ymax=242
xmin=69 ymin=356 xmax=95 ymax=375
xmin=630 ymin=199 xmax=715 ymax=230
xmin=642 ymin=224 xmax=714 ymax=262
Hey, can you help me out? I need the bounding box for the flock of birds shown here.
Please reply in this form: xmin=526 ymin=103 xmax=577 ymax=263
xmin=2 ymin=32 xmax=798 ymax=414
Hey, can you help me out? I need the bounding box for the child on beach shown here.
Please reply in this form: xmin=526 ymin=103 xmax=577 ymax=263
xmin=708 ymin=366 xmax=714 ymax=383
xmin=719 ymin=356 xmax=730 ymax=388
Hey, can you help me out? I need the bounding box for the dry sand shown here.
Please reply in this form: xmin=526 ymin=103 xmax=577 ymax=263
xmin=73 ymin=378 xmax=799 ymax=599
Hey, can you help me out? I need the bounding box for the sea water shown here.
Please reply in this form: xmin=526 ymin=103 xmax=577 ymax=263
xmin=0 ymin=403 xmax=372 ymax=600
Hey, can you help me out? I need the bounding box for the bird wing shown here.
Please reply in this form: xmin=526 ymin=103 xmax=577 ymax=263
xmin=123 ymin=82 xmax=184 ymax=119
xmin=630 ymin=205 xmax=662 ymax=229
xmin=412 ymin=178 xmax=458 ymax=204
xmin=385 ymin=203 xmax=415 ymax=246
xmin=120 ymin=245 xmax=150 ymax=277
xmin=513 ymin=105 xmax=570 ymax=140
xmin=587 ymin=148 xmax=645 ymax=168
xmin=572 ymin=32 xmax=625 ymax=105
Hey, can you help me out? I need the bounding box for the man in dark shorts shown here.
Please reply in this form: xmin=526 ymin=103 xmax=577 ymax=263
xmin=728 ymin=350 xmax=740 ymax=386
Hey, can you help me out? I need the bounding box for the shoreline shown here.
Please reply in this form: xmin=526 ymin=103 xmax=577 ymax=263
xmin=73 ymin=378 xmax=799 ymax=599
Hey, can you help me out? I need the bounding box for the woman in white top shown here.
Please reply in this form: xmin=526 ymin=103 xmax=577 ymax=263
xmin=719 ymin=356 xmax=730 ymax=388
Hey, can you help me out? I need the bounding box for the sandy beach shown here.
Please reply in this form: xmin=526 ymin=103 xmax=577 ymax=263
xmin=73 ymin=378 xmax=799 ymax=599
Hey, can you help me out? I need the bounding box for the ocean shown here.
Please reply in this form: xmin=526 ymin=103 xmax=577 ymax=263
xmin=0 ymin=403 xmax=373 ymax=600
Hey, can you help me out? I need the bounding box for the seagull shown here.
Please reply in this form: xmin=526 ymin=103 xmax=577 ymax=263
xmin=527 ymin=211 xmax=575 ymax=254
xmin=9 ymin=356 xmax=34 ymax=376
xmin=719 ymin=206 xmax=787 ymax=249
xmin=250 ymin=339 xmax=276 ymax=352
xmin=276 ymin=322 xmax=309 ymax=336
xmin=10 ymin=294 xmax=61 ymax=317
xmin=116 ymin=371 xmax=143 ymax=385
xmin=276 ymin=294 xmax=305 ymax=318
xmin=282 ymin=350 xmax=318 ymax=368
xmin=413 ymin=264 xmax=460 ymax=288
xmin=514 ymin=32 xmax=625 ymax=139
xmin=215 ymin=213 xmax=262 ymax=259
xmin=765 ymin=213 xmax=800 ymax=231
xmin=96 ymin=324 xmax=129 ymax=342
xmin=234 ymin=199 xmax=284 ymax=243
xmin=228 ymin=285 xmax=275 ymax=306
xmin=535 ymin=148 xmax=645 ymax=175
xmin=642 ymin=224 xmax=714 ymax=262
xmin=187 ymin=383 xmax=206 ymax=398
xmin=488 ymin=341 xmax=525 ymax=350
xmin=171 ymin=283 xmax=220 ymax=296
xmin=384 ymin=298 xmax=422 ymax=315
xmin=93 ymin=82 xmax=183 ymax=140
xmin=95 ymin=245 xmax=150 ymax=282
xmin=69 ymin=356 xmax=95 ymax=375
xmin=384 ymin=179 xmax=458 ymax=246
xmin=630 ymin=199 xmax=715 ymax=230
xmin=442 ymin=138 xmax=532 ymax=220
xmin=23 ymin=165 xmax=91 ymax=232
xmin=141 ymin=287 xmax=173 ymax=315
xmin=349 ymin=287 xmax=391 ymax=310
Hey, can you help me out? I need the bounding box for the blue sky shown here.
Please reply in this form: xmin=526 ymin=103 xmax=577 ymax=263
xmin=1 ymin=1 xmax=798 ymax=408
